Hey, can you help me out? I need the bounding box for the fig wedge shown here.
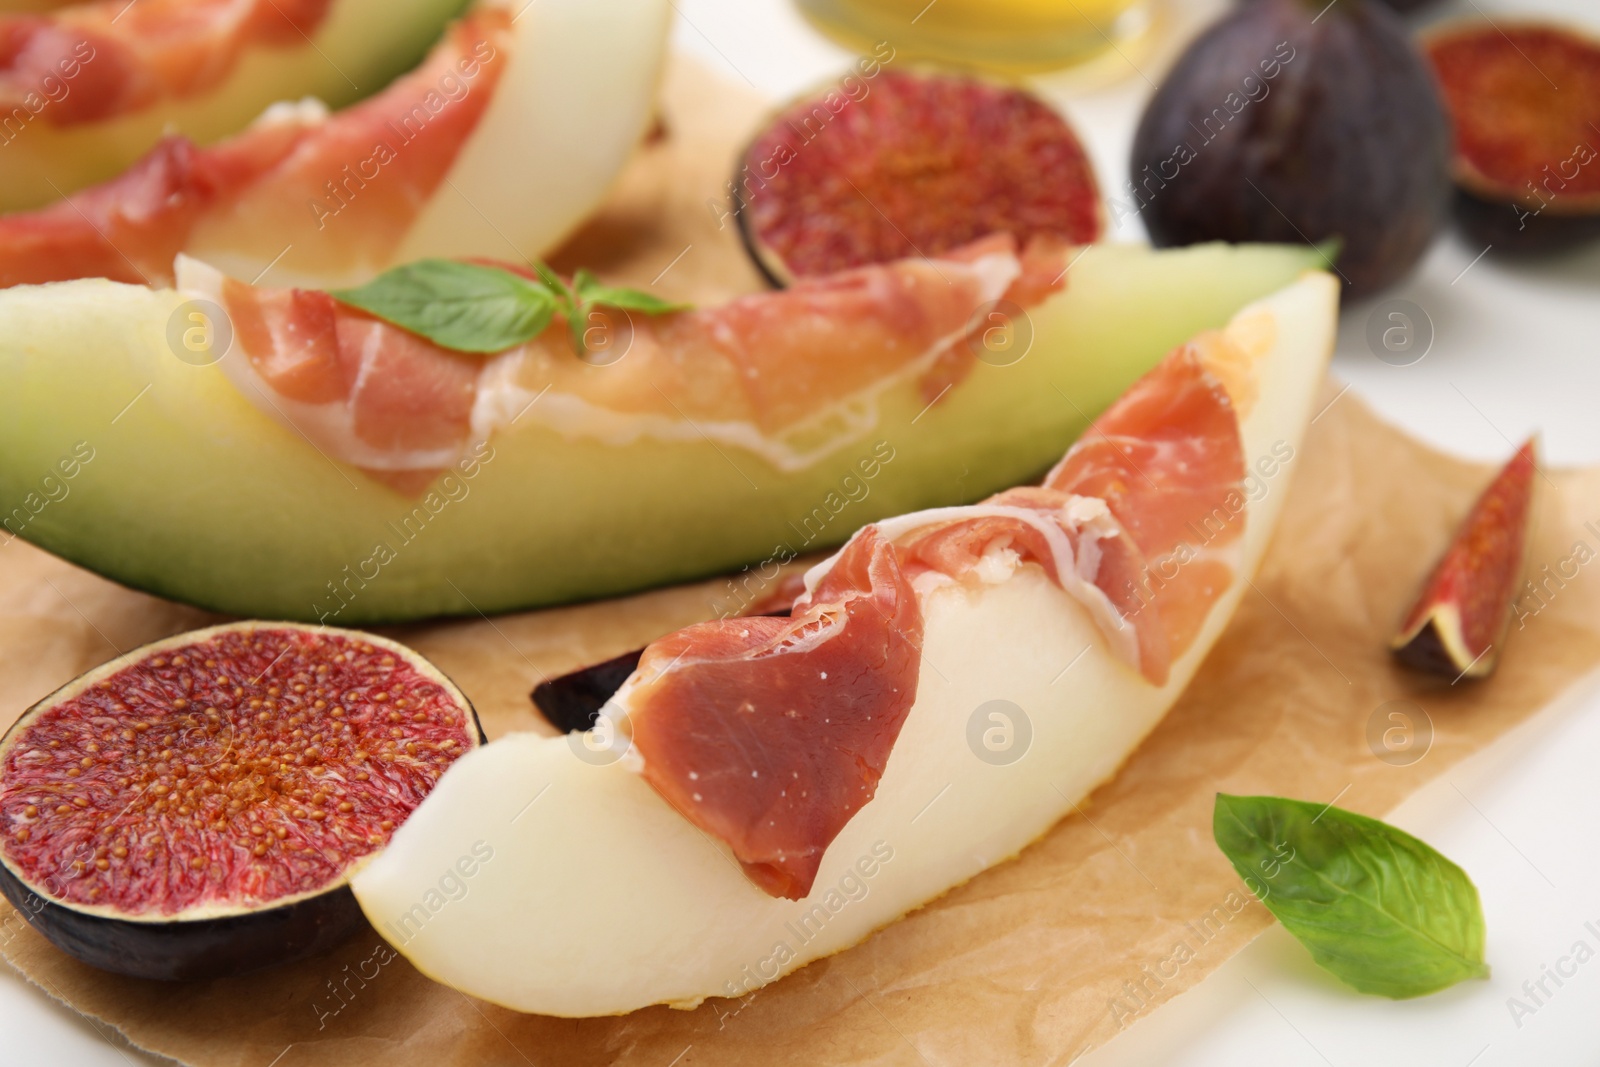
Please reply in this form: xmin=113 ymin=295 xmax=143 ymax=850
xmin=1392 ymin=440 xmax=1537 ymax=679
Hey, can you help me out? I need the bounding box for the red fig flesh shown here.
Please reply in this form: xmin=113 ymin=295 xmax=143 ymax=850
xmin=1424 ymin=22 xmax=1600 ymax=252
xmin=736 ymin=68 xmax=1101 ymax=285
xmin=1393 ymin=440 xmax=1537 ymax=679
xmin=0 ymin=622 xmax=482 ymax=979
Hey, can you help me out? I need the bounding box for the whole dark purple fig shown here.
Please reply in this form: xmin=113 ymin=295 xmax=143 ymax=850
xmin=1372 ymin=0 xmax=1440 ymax=12
xmin=1130 ymin=0 xmax=1450 ymax=298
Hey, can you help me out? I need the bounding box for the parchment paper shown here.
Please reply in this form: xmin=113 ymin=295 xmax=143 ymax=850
xmin=5 ymin=54 xmax=1600 ymax=1067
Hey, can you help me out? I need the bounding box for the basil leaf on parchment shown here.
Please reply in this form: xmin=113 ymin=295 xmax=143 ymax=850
xmin=1213 ymin=793 xmax=1488 ymax=998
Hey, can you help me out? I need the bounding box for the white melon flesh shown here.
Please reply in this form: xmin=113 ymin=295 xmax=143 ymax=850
xmin=349 ymin=271 xmax=1339 ymax=1016
xmin=184 ymin=0 xmax=672 ymax=288
xmin=392 ymin=0 xmax=670 ymax=272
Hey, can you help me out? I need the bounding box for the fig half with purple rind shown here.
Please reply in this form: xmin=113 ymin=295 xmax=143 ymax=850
xmin=0 ymin=621 xmax=483 ymax=980
xmin=1424 ymin=22 xmax=1600 ymax=253
xmin=735 ymin=67 xmax=1102 ymax=286
xmin=1130 ymin=0 xmax=1450 ymax=298
xmin=1392 ymin=440 xmax=1537 ymax=680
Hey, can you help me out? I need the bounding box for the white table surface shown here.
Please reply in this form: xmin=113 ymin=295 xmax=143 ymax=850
xmin=6 ymin=0 xmax=1599 ymax=1062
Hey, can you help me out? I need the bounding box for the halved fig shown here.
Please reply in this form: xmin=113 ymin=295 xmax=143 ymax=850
xmin=0 ymin=621 xmax=482 ymax=980
xmin=1424 ymin=22 xmax=1600 ymax=252
xmin=736 ymin=68 xmax=1101 ymax=286
xmin=1393 ymin=440 xmax=1537 ymax=679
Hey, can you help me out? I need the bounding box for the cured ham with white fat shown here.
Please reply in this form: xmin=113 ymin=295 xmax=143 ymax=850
xmin=179 ymin=235 xmax=1052 ymax=484
xmin=623 ymin=326 xmax=1248 ymax=900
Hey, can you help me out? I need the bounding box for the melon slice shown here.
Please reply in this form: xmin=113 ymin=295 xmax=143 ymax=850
xmin=0 ymin=0 xmax=671 ymax=288
xmin=0 ymin=242 xmax=1322 ymax=623
xmin=0 ymin=0 xmax=473 ymax=212
xmin=348 ymin=270 xmax=1339 ymax=1016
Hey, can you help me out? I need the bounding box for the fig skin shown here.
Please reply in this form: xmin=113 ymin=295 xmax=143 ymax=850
xmin=1130 ymin=0 xmax=1450 ymax=298
xmin=1450 ymin=188 xmax=1600 ymax=254
xmin=0 ymin=871 xmax=367 ymax=982
xmin=532 ymin=648 xmax=643 ymax=734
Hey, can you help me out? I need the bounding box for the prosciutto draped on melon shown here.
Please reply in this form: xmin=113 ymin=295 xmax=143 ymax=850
xmin=0 ymin=0 xmax=670 ymax=286
xmin=0 ymin=0 xmax=474 ymax=211
xmin=1 ymin=0 xmax=340 ymax=124
xmin=177 ymin=235 xmax=1032 ymax=485
xmin=348 ymin=268 xmax=1339 ymax=1015
xmin=626 ymin=338 xmax=1250 ymax=899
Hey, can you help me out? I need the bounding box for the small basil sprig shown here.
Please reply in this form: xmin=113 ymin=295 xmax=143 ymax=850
xmin=331 ymin=259 xmax=687 ymax=356
xmin=1214 ymin=794 xmax=1489 ymax=999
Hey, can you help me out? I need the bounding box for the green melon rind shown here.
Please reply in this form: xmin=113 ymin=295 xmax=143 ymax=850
xmin=0 ymin=242 xmax=1322 ymax=623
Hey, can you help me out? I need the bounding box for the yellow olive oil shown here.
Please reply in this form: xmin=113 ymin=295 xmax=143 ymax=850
xmin=797 ymin=0 xmax=1149 ymax=72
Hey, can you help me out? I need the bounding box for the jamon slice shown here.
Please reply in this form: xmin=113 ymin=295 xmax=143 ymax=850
xmin=0 ymin=10 xmax=508 ymax=289
xmin=348 ymin=269 xmax=1339 ymax=1017
xmin=0 ymin=0 xmax=671 ymax=286
xmin=176 ymin=240 xmax=1023 ymax=482
xmin=628 ymin=529 xmax=921 ymax=898
xmin=882 ymin=342 xmax=1247 ymax=686
xmin=0 ymin=0 xmax=334 ymax=126
xmin=0 ymin=0 xmax=473 ymax=212
xmin=1046 ymin=340 xmax=1247 ymax=558
xmin=616 ymin=318 xmax=1244 ymax=898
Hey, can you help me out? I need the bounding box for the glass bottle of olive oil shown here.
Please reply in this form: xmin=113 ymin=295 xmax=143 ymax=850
xmin=797 ymin=0 xmax=1151 ymax=73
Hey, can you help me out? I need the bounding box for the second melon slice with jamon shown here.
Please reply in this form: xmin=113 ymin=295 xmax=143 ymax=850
xmin=349 ymin=267 xmax=1341 ymax=1016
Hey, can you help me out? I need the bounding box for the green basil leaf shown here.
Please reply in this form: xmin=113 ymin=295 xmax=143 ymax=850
xmin=331 ymin=259 xmax=557 ymax=354
xmin=572 ymin=268 xmax=690 ymax=315
xmin=530 ymin=260 xmax=575 ymax=308
xmin=1213 ymin=794 xmax=1489 ymax=999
